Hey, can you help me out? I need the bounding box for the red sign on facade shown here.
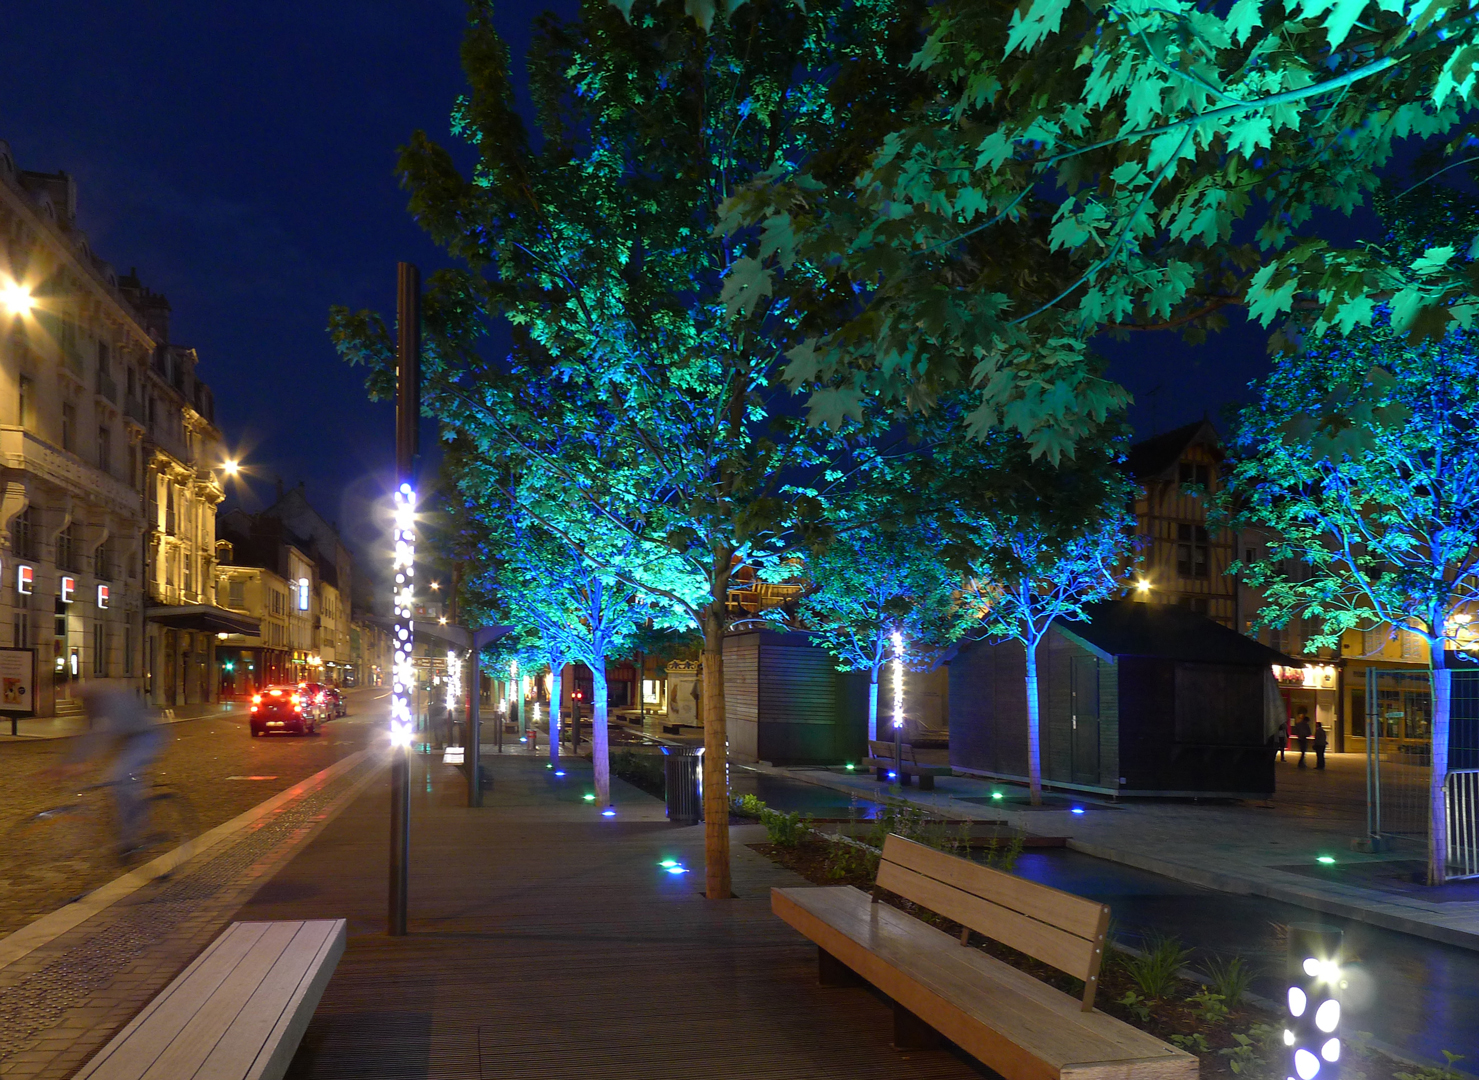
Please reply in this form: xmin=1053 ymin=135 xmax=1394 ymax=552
xmin=60 ymin=576 xmax=75 ymax=604
xmin=97 ymin=584 xmax=109 ymax=609
xmin=16 ymin=565 xmax=32 ymax=595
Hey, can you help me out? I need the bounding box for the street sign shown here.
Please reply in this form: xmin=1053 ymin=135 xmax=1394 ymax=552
xmin=0 ymin=647 xmax=36 ymax=735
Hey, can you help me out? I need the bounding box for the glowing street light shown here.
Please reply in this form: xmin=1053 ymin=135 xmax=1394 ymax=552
xmin=0 ymin=278 xmax=32 ymax=317
xmin=1135 ymin=578 xmax=1152 ymax=596
xmin=222 ymin=459 xmax=240 ymax=476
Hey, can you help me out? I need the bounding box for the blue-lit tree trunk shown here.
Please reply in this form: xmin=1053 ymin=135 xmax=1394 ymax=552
xmin=546 ymin=654 xmax=563 ymax=763
xmin=1023 ymin=636 xmax=1043 ymax=803
xmin=592 ymin=664 xmax=611 ymax=808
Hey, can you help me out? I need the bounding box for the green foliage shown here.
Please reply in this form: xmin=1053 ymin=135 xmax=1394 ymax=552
xmin=1202 ymin=955 xmax=1257 ymax=1006
xmin=732 ymin=793 xmax=767 ymax=818
xmin=1395 ymin=1051 xmax=1466 ymax=1080
xmin=1220 ymin=1024 xmax=1290 ymax=1077
xmin=611 ymin=751 xmax=665 ymax=798
xmin=1187 ymin=990 xmax=1230 ymax=1026
xmin=1121 ymin=934 xmax=1192 ymax=1000
xmin=1115 ymin=991 xmax=1152 ymax=1022
xmin=759 ymin=807 xmax=812 ymax=847
xmin=1169 ymin=1033 xmax=1212 ymax=1055
xmin=715 ymin=0 xmax=1479 ymax=459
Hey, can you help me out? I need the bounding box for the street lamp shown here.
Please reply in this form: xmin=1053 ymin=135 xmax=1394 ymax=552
xmin=0 ymin=278 xmax=32 ymax=317
xmin=222 ymin=459 xmax=240 ymax=476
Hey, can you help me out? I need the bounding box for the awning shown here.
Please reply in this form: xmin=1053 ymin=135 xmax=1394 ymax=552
xmin=146 ymin=604 xmax=261 ymax=636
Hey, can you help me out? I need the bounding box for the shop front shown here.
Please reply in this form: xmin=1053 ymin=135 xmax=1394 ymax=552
xmin=1273 ymin=663 xmax=1339 ymax=748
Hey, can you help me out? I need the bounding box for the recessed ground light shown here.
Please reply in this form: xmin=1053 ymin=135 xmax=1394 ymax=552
xmin=554 ymin=770 xmax=566 ymax=777
xmin=602 ymin=809 xmax=616 ymax=817
xmin=991 ymin=792 xmax=1003 ymax=800
xmin=1070 ymin=807 xmax=1086 ymax=815
xmin=1316 ymin=855 xmax=1336 ymax=865
xmin=583 ymin=793 xmax=596 ymax=802
xmin=658 ymin=859 xmax=678 ymax=868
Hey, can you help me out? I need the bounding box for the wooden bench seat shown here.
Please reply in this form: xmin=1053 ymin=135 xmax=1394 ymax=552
xmin=772 ymin=836 xmax=1196 ymax=1080
xmin=864 ymin=739 xmax=953 ymax=789
xmin=76 ymin=919 xmax=346 ymax=1080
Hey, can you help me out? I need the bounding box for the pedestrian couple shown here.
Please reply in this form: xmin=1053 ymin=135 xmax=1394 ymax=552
xmin=1281 ymin=708 xmax=1327 ymax=769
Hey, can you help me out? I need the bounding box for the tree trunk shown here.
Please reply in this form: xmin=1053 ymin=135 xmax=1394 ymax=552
xmin=547 ymin=661 xmax=562 ymax=763
xmin=1025 ymin=641 xmax=1043 ymax=806
xmin=593 ymin=662 xmax=610 ymax=807
xmin=868 ymin=666 xmax=880 ymax=743
xmin=1429 ymin=649 xmax=1452 ymax=886
xmin=702 ymin=601 xmax=731 ymax=899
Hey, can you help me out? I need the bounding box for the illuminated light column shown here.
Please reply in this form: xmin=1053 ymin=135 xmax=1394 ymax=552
xmin=390 ymin=483 xmax=417 ymax=749
xmin=388 ymin=260 xmax=420 ymax=938
xmin=1286 ymin=924 xmax=1343 ymax=1080
xmin=892 ymin=629 xmax=905 ymax=784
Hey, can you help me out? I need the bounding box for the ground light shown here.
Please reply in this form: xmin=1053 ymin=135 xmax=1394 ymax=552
xmin=1071 ymin=806 xmax=1086 ymax=815
xmin=658 ymin=860 xmax=688 ymax=875
xmin=554 ymin=770 xmax=565 ymax=777
xmin=991 ymin=792 xmax=1004 ymax=801
xmin=1316 ymin=856 xmax=1336 ymax=865
xmin=583 ymin=793 xmax=595 ymax=802
xmin=845 ymin=763 xmax=855 ymax=771
xmin=602 ymin=809 xmax=616 ymax=817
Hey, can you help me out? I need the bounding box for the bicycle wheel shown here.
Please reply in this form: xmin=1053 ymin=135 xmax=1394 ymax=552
xmin=142 ymin=787 xmax=200 ymax=852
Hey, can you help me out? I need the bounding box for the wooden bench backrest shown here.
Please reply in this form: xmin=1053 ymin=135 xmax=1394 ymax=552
xmin=875 ymin=834 xmax=1110 ymax=1010
xmin=867 ymin=739 xmax=916 ymax=764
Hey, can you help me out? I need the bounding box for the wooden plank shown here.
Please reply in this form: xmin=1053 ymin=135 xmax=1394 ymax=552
xmin=140 ymin=921 xmax=306 ymax=1080
xmin=773 ymin=887 xmax=1195 ymax=1080
xmin=882 ymin=836 xmax=1106 ymax=941
xmin=238 ymin=920 xmax=346 ymax=1080
xmin=189 ymin=920 xmax=342 ymax=1080
xmin=77 ymin=922 xmax=273 ymax=1080
xmin=876 ymin=861 xmax=1095 ymax=980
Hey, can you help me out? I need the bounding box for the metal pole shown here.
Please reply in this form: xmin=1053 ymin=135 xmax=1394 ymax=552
xmin=389 ymin=260 xmax=420 ymax=937
xmin=468 ymin=641 xmax=481 ymax=808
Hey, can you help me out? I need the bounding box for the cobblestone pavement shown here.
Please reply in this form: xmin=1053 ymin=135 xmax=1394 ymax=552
xmin=0 ymin=735 xmax=384 ymax=1079
xmin=0 ymin=689 xmax=389 ymax=936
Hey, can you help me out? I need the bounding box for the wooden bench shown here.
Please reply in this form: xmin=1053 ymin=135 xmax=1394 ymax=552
xmin=773 ymin=836 xmax=1196 ymax=1080
xmin=863 ymin=739 xmax=953 ymax=790
xmin=76 ymin=919 xmax=346 ymax=1080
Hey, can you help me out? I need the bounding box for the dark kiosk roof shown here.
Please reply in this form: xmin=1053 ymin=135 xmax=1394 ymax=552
xmin=1056 ymin=600 xmax=1301 ymax=667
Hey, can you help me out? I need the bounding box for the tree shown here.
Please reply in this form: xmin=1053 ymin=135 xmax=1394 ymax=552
xmin=958 ymin=443 xmax=1137 ymax=804
xmin=1226 ymin=319 xmax=1479 ymax=884
xmin=719 ymin=0 xmax=1479 ymax=460
xmin=332 ymin=0 xmax=926 ymax=898
xmin=800 ymin=518 xmax=968 ymax=741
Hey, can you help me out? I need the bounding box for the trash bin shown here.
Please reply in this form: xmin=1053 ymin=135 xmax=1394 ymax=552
xmin=663 ymin=745 xmax=704 ymax=825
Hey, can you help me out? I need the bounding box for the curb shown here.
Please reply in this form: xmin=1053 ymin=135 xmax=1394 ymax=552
xmin=0 ymin=747 xmax=374 ymax=973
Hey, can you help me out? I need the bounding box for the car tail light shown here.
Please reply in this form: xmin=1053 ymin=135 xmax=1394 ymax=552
xmin=252 ymin=694 xmax=262 ymax=704
xmin=316 ymin=693 xmax=326 ymax=703
xmin=251 ymin=705 xmax=258 ymax=713
xmin=269 ymin=689 xmax=282 ymax=697
xmin=291 ymin=693 xmax=301 ymax=705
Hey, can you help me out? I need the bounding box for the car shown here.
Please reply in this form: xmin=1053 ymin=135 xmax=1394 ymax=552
xmin=323 ymin=687 xmax=347 ymax=717
xmin=250 ymin=685 xmax=321 ymax=736
xmin=297 ymin=682 xmax=336 ymax=721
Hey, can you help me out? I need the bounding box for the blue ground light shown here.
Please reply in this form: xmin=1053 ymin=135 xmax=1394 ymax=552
xmin=1071 ymin=807 xmax=1086 ymax=815
xmin=602 ymin=809 xmax=616 ymax=817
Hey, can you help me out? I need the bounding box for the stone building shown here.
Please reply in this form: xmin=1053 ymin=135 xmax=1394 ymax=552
xmin=0 ymin=145 xmax=151 ymax=717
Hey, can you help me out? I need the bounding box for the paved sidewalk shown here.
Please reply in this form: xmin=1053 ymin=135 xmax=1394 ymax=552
xmin=237 ymin=753 xmax=988 ymax=1079
xmin=0 ymin=701 xmax=245 ymax=742
xmin=0 ymin=749 xmax=380 ymax=1079
xmin=764 ymin=752 xmax=1479 ymax=951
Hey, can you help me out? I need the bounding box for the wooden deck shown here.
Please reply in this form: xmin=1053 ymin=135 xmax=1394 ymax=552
xmin=235 ymin=752 xmax=991 ymax=1078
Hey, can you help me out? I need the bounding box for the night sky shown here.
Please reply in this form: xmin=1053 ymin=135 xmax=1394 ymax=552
xmin=2 ymin=3 xmax=1380 ymax=563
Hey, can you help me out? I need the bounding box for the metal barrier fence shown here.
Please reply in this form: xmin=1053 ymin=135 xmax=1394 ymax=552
xmin=1447 ymin=769 xmax=1479 ymax=880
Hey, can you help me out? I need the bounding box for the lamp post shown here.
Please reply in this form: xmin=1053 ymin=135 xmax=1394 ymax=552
xmin=892 ymin=629 xmax=905 ymax=784
xmin=388 ymin=262 xmax=420 ymax=937
xmin=1285 ymin=924 xmax=1343 ymax=1080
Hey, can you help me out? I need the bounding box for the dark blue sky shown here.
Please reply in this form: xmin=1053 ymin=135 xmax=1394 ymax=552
xmin=2 ymin=3 xmax=1381 ymax=561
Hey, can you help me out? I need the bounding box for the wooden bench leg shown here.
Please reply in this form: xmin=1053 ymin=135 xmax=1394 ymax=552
xmin=892 ymin=1001 xmax=941 ymax=1050
xmin=898 ymin=772 xmax=912 ymax=786
xmin=875 ymin=767 xmax=889 ymax=782
xmin=818 ymin=948 xmax=861 ymax=987
xmin=918 ymin=774 xmax=935 ymax=791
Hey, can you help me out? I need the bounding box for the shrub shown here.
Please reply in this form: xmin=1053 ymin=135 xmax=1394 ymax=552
xmin=1122 ymin=933 xmax=1192 ymax=999
xmin=1203 ymin=954 xmax=1257 ymax=1006
xmin=759 ymin=806 xmax=811 ymax=847
xmin=731 ymin=793 xmax=767 ymax=818
xmin=611 ymin=751 xmax=664 ymax=798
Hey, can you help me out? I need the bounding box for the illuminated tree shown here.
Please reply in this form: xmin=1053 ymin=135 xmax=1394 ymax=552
xmin=800 ymin=518 xmax=969 ymax=741
xmin=1227 ymin=319 xmax=1479 ymax=884
xmin=959 ymin=443 xmax=1137 ymax=804
xmin=719 ymin=0 xmax=1479 ymax=459
xmin=332 ymin=0 xmax=923 ymax=898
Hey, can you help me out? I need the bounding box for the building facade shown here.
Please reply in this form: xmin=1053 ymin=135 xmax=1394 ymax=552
xmin=0 ymin=146 xmax=151 ymax=716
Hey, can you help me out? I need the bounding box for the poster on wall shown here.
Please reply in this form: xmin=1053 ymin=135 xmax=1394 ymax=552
xmin=0 ymin=648 xmax=36 ymax=718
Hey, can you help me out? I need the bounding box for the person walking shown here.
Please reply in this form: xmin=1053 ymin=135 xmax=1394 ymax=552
xmin=1275 ymin=718 xmax=1289 ymax=763
xmin=1293 ymin=710 xmax=1313 ymax=769
xmin=1313 ymin=721 xmax=1328 ymax=770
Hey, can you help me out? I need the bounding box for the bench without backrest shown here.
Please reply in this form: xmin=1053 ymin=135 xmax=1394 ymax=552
xmin=864 ymin=740 xmax=952 ymax=788
xmin=75 ymin=919 xmax=346 ymax=1080
xmin=772 ymin=836 xmax=1195 ymax=1080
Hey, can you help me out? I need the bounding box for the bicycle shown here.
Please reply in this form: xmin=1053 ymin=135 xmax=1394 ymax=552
xmin=7 ymin=778 xmax=200 ymax=893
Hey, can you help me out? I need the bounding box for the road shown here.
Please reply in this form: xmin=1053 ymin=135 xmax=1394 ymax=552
xmin=0 ymin=687 xmax=388 ymax=935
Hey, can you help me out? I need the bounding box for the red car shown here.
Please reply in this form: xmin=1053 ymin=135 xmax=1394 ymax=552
xmin=250 ymin=685 xmax=321 ymax=736
xmin=298 ymin=682 xmax=341 ymax=720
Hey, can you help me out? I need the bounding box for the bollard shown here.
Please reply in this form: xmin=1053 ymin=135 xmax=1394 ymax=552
xmin=1285 ymin=924 xmax=1343 ymax=1080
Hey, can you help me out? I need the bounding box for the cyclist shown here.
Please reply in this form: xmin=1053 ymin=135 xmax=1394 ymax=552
xmin=62 ymin=687 xmax=165 ymax=857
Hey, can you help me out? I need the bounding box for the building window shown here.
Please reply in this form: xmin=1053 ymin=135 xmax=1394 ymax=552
xmin=297 ymin=577 xmax=309 ymax=611
xmin=97 ymin=426 xmax=111 ymax=474
xmin=11 ymin=507 xmax=36 ymax=560
xmin=94 ymin=540 xmax=111 ymax=581
xmin=1400 ymin=629 xmax=1424 ymax=661
xmin=93 ymin=622 xmax=106 ymax=676
xmin=1362 ymin=627 xmax=1386 ymax=656
xmin=1244 ymin=547 xmax=1256 ymax=564
xmin=228 ymin=578 xmax=245 ymax=609
xmin=1175 ymin=523 xmax=1210 ymax=578
xmin=54 ymin=597 xmax=66 ymax=641
xmin=61 ymin=402 xmax=76 ymax=453
xmin=56 ymin=524 xmax=78 ymax=572
xmin=13 ymin=605 xmax=29 ymax=649
xmin=123 ymin=623 xmax=133 ymax=676
xmin=1178 ymin=462 xmax=1212 ymax=491
xmin=18 ymin=374 xmax=33 ymax=430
